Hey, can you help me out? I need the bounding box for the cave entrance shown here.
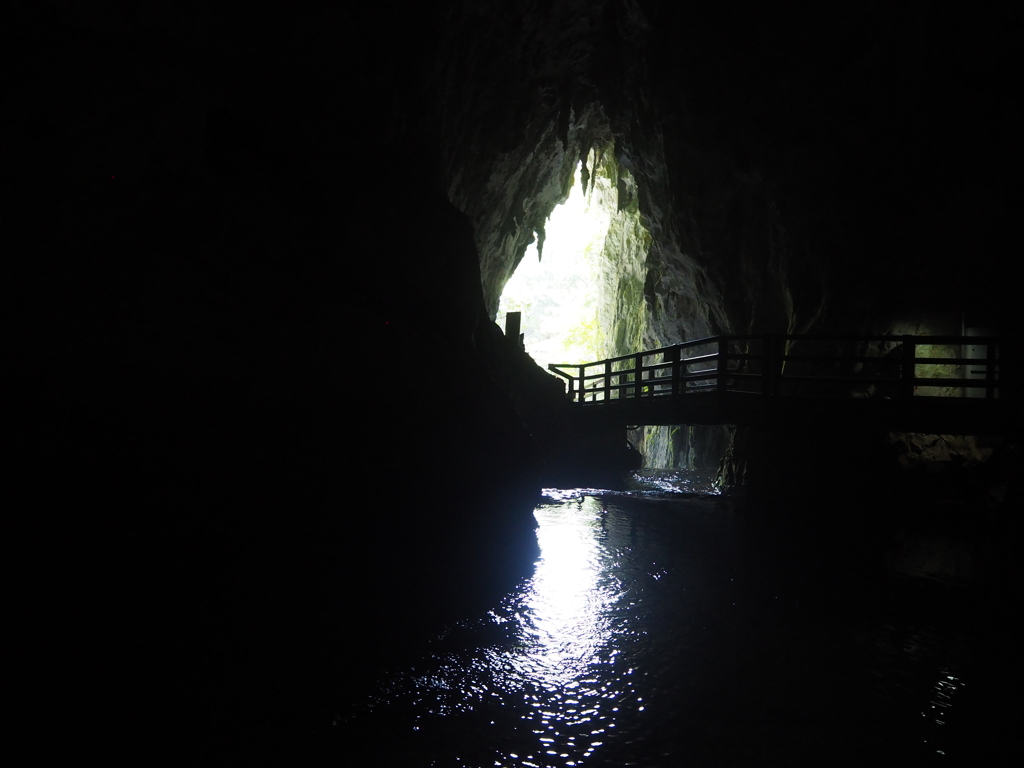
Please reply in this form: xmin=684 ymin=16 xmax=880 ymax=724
xmin=497 ymin=155 xmax=614 ymax=369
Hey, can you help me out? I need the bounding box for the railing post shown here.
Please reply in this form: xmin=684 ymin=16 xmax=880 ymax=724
xmin=901 ymin=336 xmax=916 ymax=399
xmin=986 ymin=340 xmax=998 ymax=399
xmin=762 ymin=334 xmax=777 ymax=396
xmin=1005 ymin=338 xmax=1019 ymax=402
xmin=717 ymin=337 xmax=729 ymax=394
xmin=668 ymin=346 xmax=681 ymax=398
xmin=635 ymin=353 xmax=644 ymax=398
xmin=775 ymin=334 xmax=786 ymax=396
xmin=579 ymin=365 xmax=586 ymax=403
xmin=504 ymin=311 xmax=521 ymax=347
xmin=604 ymin=360 xmax=612 ymax=402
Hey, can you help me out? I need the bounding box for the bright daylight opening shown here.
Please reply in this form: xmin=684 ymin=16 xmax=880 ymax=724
xmin=497 ymin=156 xmax=614 ymax=367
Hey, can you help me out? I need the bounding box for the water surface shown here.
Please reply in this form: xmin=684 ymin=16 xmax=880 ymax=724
xmin=335 ymin=473 xmax=996 ymax=766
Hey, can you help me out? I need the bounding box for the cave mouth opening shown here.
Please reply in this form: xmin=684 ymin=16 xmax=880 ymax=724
xmin=497 ymin=151 xmax=617 ymax=369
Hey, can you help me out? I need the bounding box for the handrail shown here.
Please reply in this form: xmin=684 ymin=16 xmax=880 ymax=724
xmin=548 ymin=334 xmax=724 ymax=371
xmin=548 ymin=334 xmax=1014 ymax=405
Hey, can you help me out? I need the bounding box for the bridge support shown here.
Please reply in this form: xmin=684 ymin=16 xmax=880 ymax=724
xmin=763 ymin=334 xmax=784 ymax=397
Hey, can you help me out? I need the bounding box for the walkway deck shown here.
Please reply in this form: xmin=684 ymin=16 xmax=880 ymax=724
xmin=548 ymin=334 xmax=1019 ymax=434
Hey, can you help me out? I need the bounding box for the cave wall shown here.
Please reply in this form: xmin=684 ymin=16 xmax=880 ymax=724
xmin=9 ymin=3 xmax=544 ymax=759
xmin=427 ymin=0 xmax=1017 ymax=472
xmin=639 ymin=1 xmax=1018 ymax=480
xmin=642 ymin=1 xmax=1018 ymax=336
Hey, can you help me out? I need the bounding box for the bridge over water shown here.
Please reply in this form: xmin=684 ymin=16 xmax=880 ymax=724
xmin=548 ymin=335 xmax=1020 ymax=435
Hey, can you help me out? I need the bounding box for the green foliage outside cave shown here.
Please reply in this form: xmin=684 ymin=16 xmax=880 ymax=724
xmin=497 ymin=150 xmax=631 ymax=367
xmin=497 ymin=144 xmax=669 ymax=468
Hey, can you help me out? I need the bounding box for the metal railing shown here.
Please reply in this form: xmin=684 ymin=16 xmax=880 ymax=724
xmin=548 ymin=334 xmax=1013 ymax=405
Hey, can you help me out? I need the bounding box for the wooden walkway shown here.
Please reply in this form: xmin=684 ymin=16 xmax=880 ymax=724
xmin=548 ymin=334 xmax=1019 ymax=434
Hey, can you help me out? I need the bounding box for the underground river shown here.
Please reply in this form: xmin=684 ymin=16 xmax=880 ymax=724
xmin=327 ymin=472 xmax=1012 ymax=767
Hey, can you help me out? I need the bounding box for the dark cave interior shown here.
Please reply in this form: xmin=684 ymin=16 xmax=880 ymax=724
xmin=8 ymin=1 xmax=1020 ymax=763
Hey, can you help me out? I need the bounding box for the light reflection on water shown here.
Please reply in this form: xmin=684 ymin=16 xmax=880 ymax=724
xmin=355 ymin=494 xmax=645 ymax=767
xmin=502 ymin=499 xmax=631 ymax=765
xmin=515 ymin=500 xmax=618 ymax=685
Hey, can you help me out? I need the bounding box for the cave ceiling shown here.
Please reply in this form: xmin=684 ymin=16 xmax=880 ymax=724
xmin=12 ymin=1 xmax=1018 ymax=339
